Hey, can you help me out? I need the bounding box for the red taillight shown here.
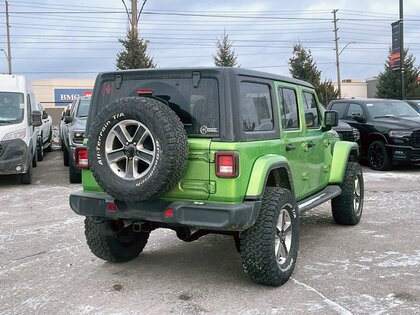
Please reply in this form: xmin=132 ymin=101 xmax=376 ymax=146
xmin=136 ymin=88 xmax=154 ymax=95
xmin=215 ymin=152 xmax=238 ymax=178
xmin=164 ymin=208 xmax=174 ymax=218
xmin=75 ymin=147 xmax=89 ymax=169
xmin=107 ymin=202 xmax=117 ymax=212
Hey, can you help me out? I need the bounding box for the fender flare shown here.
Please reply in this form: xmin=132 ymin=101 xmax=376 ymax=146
xmin=329 ymin=141 xmax=359 ymax=184
xmin=245 ymin=154 xmax=294 ymax=200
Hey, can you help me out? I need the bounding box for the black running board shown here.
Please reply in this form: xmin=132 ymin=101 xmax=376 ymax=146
xmin=297 ymin=185 xmax=342 ymax=214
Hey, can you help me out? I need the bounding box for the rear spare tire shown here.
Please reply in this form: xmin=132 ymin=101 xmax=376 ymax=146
xmin=88 ymin=97 xmax=189 ymax=202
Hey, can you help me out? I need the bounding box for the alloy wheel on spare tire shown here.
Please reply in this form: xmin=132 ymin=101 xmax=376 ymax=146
xmin=368 ymin=140 xmax=390 ymax=171
xmin=88 ymin=97 xmax=189 ymax=203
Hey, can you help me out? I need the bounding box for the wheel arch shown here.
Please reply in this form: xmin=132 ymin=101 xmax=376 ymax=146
xmin=245 ymin=155 xmax=294 ymax=200
xmin=329 ymin=141 xmax=360 ymax=184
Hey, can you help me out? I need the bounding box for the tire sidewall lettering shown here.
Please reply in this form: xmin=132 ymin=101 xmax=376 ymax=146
xmin=95 ymin=113 xmax=125 ymax=166
xmin=135 ymin=140 xmax=161 ymax=187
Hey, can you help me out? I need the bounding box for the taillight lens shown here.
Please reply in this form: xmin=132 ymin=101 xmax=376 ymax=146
xmin=75 ymin=147 xmax=89 ymax=169
xmin=215 ymin=152 xmax=238 ymax=178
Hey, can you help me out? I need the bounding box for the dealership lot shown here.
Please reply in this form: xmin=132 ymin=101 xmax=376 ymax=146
xmin=0 ymin=151 xmax=419 ymax=314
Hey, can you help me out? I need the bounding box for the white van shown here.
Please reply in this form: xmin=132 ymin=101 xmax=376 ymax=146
xmin=0 ymin=74 xmax=42 ymax=184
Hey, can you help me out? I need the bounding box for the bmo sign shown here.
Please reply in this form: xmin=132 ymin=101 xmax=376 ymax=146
xmin=54 ymin=89 xmax=93 ymax=106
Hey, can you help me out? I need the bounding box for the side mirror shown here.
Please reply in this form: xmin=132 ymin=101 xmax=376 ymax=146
xmin=322 ymin=110 xmax=338 ymax=131
xmin=42 ymin=110 xmax=48 ymax=120
xmin=31 ymin=110 xmax=43 ymax=127
xmin=64 ymin=115 xmax=73 ymax=123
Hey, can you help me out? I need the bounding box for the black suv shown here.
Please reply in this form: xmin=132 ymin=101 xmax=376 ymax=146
xmin=328 ymin=98 xmax=420 ymax=170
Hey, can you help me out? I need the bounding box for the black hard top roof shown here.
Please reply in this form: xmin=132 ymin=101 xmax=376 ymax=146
xmin=96 ymin=67 xmax=314 ymax=89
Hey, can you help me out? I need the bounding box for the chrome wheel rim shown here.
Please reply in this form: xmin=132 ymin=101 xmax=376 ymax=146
xmin=105 ymin=119 xmax=156 ymax=180
xmin=275 ymin=208 xmax=292 ymax=265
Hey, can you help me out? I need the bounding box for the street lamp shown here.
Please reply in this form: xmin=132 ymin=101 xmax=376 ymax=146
xmin=1 ymin=48 xmax=12 ymax=74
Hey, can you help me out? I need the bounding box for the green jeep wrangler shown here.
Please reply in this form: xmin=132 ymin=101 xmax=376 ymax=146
xmin=69 ymin=68 xmax=363 ymax=286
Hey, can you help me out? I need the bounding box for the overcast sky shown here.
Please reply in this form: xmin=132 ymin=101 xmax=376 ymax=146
xmin=1 ymin=0 xmax=419 ymax=83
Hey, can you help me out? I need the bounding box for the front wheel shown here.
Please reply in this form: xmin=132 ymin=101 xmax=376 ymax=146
xmin=84 ymin=217 xmax=150 ymax=262
xmin=331 ymin=162 xmax=364 ymax=225
xmin=240 ymin=187 xmax=300 ymax=286
xmin=368 ymin=141 xmax=390 ymax=170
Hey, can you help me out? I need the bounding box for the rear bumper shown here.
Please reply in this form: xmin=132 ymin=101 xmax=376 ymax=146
xmin=0 ymin=139 xmax=30 ymax=175
xmin=69 ymin=190 xmax=261 ymax=231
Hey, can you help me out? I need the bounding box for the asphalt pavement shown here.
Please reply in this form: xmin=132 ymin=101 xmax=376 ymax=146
xmin=1 ymin=150 xmax=419 ymax=314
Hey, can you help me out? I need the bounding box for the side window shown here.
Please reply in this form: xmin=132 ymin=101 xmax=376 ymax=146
xmin=239 ymin=82 xmax=273 ymax=132
xmin=330 ymin=103 xmax=348 ymax=119
xmin=347 ymin=103 xmax=364 ymax=118
xmin=279 ymin=87 xmax=299 ymax=130
xmin=302 ymin=92 xmax=320 ymax=128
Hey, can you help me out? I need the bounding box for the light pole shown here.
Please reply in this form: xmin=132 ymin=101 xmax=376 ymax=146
xmin=1 ymin=49 xmax=11 ymax=74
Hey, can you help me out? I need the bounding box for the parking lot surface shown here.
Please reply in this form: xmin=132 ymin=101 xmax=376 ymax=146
xmin=1 ymin=151 xmax=420 ymax=314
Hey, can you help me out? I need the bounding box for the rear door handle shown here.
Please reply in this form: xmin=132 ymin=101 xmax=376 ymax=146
xmin=286 ymin=144 xmax=296 ymax=152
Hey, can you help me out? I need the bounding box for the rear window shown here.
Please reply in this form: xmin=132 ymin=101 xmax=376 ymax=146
xmin=98 ymin=78 xmax=219 ymax=136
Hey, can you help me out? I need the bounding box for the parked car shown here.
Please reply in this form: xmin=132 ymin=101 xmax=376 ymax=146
xmin=69 ymin=68 xmax=363 ymax=286
xmin=62 ymin=96 xmax=91 ymax=183
xmin=34 ymin=103 xmax=52 ymax=161
xmin=0 ymin=74 xmax=42 ymax=184
xmin=405 ymin=100 xmax=420 ymax=113
xmin=328 ymin=98 xmax=420 ymax=170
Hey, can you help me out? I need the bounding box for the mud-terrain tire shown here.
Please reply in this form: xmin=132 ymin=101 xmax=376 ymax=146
xmin=331 ymin=162 xmax=364 ymax=225
xmin=84 ymin=217 xmax=149 ymax=262
xmin=88 ymin=97 xmax=189 ymax=203
xmin=240 ymin=187 xmax=300 ymax=286
xmin=368 ymin=140 xmax=390 ymax=171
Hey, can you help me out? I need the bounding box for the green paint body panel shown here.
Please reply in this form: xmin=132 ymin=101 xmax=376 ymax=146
xmin=329 ymin=141 xmax=359 ymax=183
xmin=245 ymin=155 xmax=290 ymax=197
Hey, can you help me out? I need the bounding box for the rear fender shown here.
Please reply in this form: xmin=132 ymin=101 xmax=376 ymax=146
xmin=245 ymin=155 xmax=293 ymax=200
xmin=329 ymin=141 xmax=359 ymax=183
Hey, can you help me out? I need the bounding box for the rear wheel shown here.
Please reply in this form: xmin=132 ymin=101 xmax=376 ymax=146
xmin=368 ymin=141 xmax=390 ymax=170
xmin=240 ymin=187 xmax=299 ymax=286
xmin=332 ymin=162 xmax=364 ymax=225
xmin=44 ymin=128 xmax=53 ymax=152
xmin=84 ymin=217 xmax=149 ymax=262
xmin=69 ymin=157 xmax=81 ymax=183
xmin=37 ymin=137 xmax=44 ymax=162
xmin=63 ymin=145 xmax=69 ymax=166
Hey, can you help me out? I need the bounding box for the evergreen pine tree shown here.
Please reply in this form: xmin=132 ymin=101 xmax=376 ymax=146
xmin=318 ymin=79 xmax=339 ymax=106
xmin=116 ymin=30 xmax=156 ymax=70
xmin=289 ymin=43 xmax=338 ymax=103
xmin=213 ymin=33 xmax=239 ymax=67
xmin=376 ymin=48 xmax=420 ymax=99
xmin=289 ymin=43 xmax=321 ymax=88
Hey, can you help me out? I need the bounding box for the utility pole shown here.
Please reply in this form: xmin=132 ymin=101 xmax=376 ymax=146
xmin=5 ymin=0 xmax=12 ymax=74
xmin=399 ymin=0 xmax=405 ymax=100
xmin=332 ymin=9 xmax=341 ymax=99
xmin=131 ymin=0 xmax=138 ymax=36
